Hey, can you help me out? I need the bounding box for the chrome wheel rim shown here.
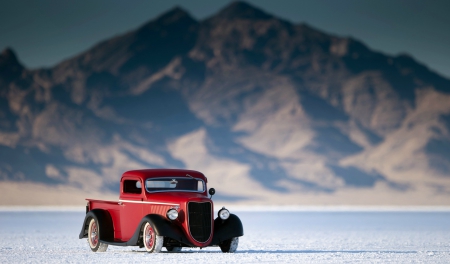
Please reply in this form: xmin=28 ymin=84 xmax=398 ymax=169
xmin=144 ymin=224 xmax=155 ymax=249
xmin=90 ymin=221 xmax=99 ymax=248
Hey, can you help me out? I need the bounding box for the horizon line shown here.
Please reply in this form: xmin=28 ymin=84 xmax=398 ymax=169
xmin=1 ymin=205 xmax=450 ymax=212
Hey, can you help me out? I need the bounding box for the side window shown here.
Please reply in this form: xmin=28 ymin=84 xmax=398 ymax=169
xmin=123 ymin=179 xmax=142 ymax=194
xmin=197 ymin=180 xmax=204 ymax=191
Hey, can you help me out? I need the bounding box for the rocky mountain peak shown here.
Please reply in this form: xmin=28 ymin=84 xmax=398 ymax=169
xmin=1 ymin=47 xmax=22 ymax=66
xmin=140 ymin=6 xmax=197 ymax=29
xmin=0 ymin=47 xmax=24 ymax=83
xmin=214 ymin=1 xmax=273 ymax=20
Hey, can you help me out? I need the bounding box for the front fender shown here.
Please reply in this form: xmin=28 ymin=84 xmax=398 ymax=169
xmin=145 ymin=214 xmax=189 ymax=243
xmin=124 ymin=214 xmax=193 ymax=246
xmin=211 ymin=214 xmax=244 ymax=245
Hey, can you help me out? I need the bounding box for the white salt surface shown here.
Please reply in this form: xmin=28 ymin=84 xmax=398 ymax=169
xmin=1 ymin=210 xmax=450 ymax=263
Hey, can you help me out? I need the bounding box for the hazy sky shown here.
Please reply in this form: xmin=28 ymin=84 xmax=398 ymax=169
xmin=0 ymin=0 xmax=449 ymax=78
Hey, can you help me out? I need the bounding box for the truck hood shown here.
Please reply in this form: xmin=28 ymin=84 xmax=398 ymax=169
xmin=143 ymin=191 xmax=211 ymax=205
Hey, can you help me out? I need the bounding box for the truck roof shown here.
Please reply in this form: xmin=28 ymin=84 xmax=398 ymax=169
xmin=122 ymin=169 xmax=207 ymax=182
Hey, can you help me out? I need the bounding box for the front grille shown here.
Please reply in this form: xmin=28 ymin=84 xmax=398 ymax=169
xmin=188 ymin=202 xmax=212 ymax=242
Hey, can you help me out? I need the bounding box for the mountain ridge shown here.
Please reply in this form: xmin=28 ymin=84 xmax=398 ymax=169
xmin=1 ymin=1 xmax=450 ymax=205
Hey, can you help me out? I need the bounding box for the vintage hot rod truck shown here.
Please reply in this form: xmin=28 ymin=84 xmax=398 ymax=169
xmin=79 ymin=169 xmax=243 ymax=253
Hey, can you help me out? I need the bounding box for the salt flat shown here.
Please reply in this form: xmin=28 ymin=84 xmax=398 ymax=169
xmin=1 ymin=209 xmax=449 ymax=263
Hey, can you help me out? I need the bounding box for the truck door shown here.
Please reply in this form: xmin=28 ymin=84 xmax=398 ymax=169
xmin=119 ymin=177 xmax=144 ymax=241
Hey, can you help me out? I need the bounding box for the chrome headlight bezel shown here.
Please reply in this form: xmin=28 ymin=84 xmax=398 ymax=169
xmin=166 ymin=208 xmax=179 ymax=220
xmin=218 ymin=207 xmax=230 ymax=220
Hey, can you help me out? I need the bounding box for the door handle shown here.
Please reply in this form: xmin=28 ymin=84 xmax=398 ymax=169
xmin=118 ymin=201 xmax=123 ymax=205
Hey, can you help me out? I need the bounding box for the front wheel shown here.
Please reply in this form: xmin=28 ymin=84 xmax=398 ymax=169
xmin=219 ymin=237 xmax=239 ymax=253
xmin=88 ymin=218 xmax=108 ymax=252
xmin=143 ymin=222 xmax=163 ymax=253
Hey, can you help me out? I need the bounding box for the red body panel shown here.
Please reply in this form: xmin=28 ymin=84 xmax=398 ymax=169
xmin=87 ymin=169 xmax=213 ymax=247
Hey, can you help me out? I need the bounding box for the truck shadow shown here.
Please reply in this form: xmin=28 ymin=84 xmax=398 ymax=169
xmin=237 ymin=250 xmax=420 ymax=254
xmin=129 ymin=249 xmax=421 ymax=254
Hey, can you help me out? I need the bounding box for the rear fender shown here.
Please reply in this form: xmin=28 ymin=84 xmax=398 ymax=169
xmin=78 ymin=209 xmax=114 ymax=242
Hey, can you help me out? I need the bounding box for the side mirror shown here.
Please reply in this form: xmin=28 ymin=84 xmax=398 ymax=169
xmin=208 ymin=188 xmax=215 ymax=199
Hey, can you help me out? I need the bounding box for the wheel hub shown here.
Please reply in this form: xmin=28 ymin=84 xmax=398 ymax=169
xmin=145 ymin=225 xmax=154 ymax=248
xmin=90 ymin=222 xmax=99 ymax=247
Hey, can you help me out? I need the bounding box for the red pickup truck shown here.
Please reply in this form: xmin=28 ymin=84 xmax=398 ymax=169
xmin=79 ymin=169 xmax=243 ymax=253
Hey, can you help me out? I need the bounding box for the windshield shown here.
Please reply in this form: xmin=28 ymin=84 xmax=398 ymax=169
xmin=145 ymin=178 xmax=205 ymax=193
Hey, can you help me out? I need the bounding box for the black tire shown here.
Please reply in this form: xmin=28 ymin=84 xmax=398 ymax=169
xmin=220 ymin=237 xmax=239 ymax=253
xmin=166 ymin=246 xmax=182 ymax=252
xmin=87 ymin=218 xmax=108 ymax=252
xmin=143 ymin=221 xmax=163 ymax=253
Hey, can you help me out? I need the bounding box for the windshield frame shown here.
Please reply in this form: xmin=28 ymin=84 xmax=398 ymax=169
xmin=145 ymin=177 xmax=206 ymax=193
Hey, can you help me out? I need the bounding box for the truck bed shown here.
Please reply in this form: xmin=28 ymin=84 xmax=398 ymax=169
xmin=87 ymin=199 xmax=121 ymax=211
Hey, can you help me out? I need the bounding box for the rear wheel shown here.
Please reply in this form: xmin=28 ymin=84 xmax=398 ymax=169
xmin=166 ymin=246 xmax=182 ymax=252
xmin=143 ymin=222 xmax=163 ymax=253
xmin=219 ymin=237 xmax=239 ymax=253
xmin=88 ymin=218 xmax=108 ymax=252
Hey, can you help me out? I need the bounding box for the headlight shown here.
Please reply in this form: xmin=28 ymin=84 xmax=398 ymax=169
xmin=218 ymin=207 xmax=230 ymax=220
xmin=166 ymin=208 xmax=179 ymax=220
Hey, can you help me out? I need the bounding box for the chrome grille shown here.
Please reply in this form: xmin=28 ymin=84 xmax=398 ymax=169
xmin=188 ymin=202 xmax=212 ymax=242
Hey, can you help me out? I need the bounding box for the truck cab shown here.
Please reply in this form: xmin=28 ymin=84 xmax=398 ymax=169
xmin=79 ymin=169 xmax=243 ymax=253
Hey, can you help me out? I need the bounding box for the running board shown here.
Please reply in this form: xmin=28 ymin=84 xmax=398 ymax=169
xmin=99 ymin=240 xmax=134 ymax=246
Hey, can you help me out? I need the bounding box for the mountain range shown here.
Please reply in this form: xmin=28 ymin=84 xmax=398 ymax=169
xmin=1 ymin=1 xmax=450 ymax=205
